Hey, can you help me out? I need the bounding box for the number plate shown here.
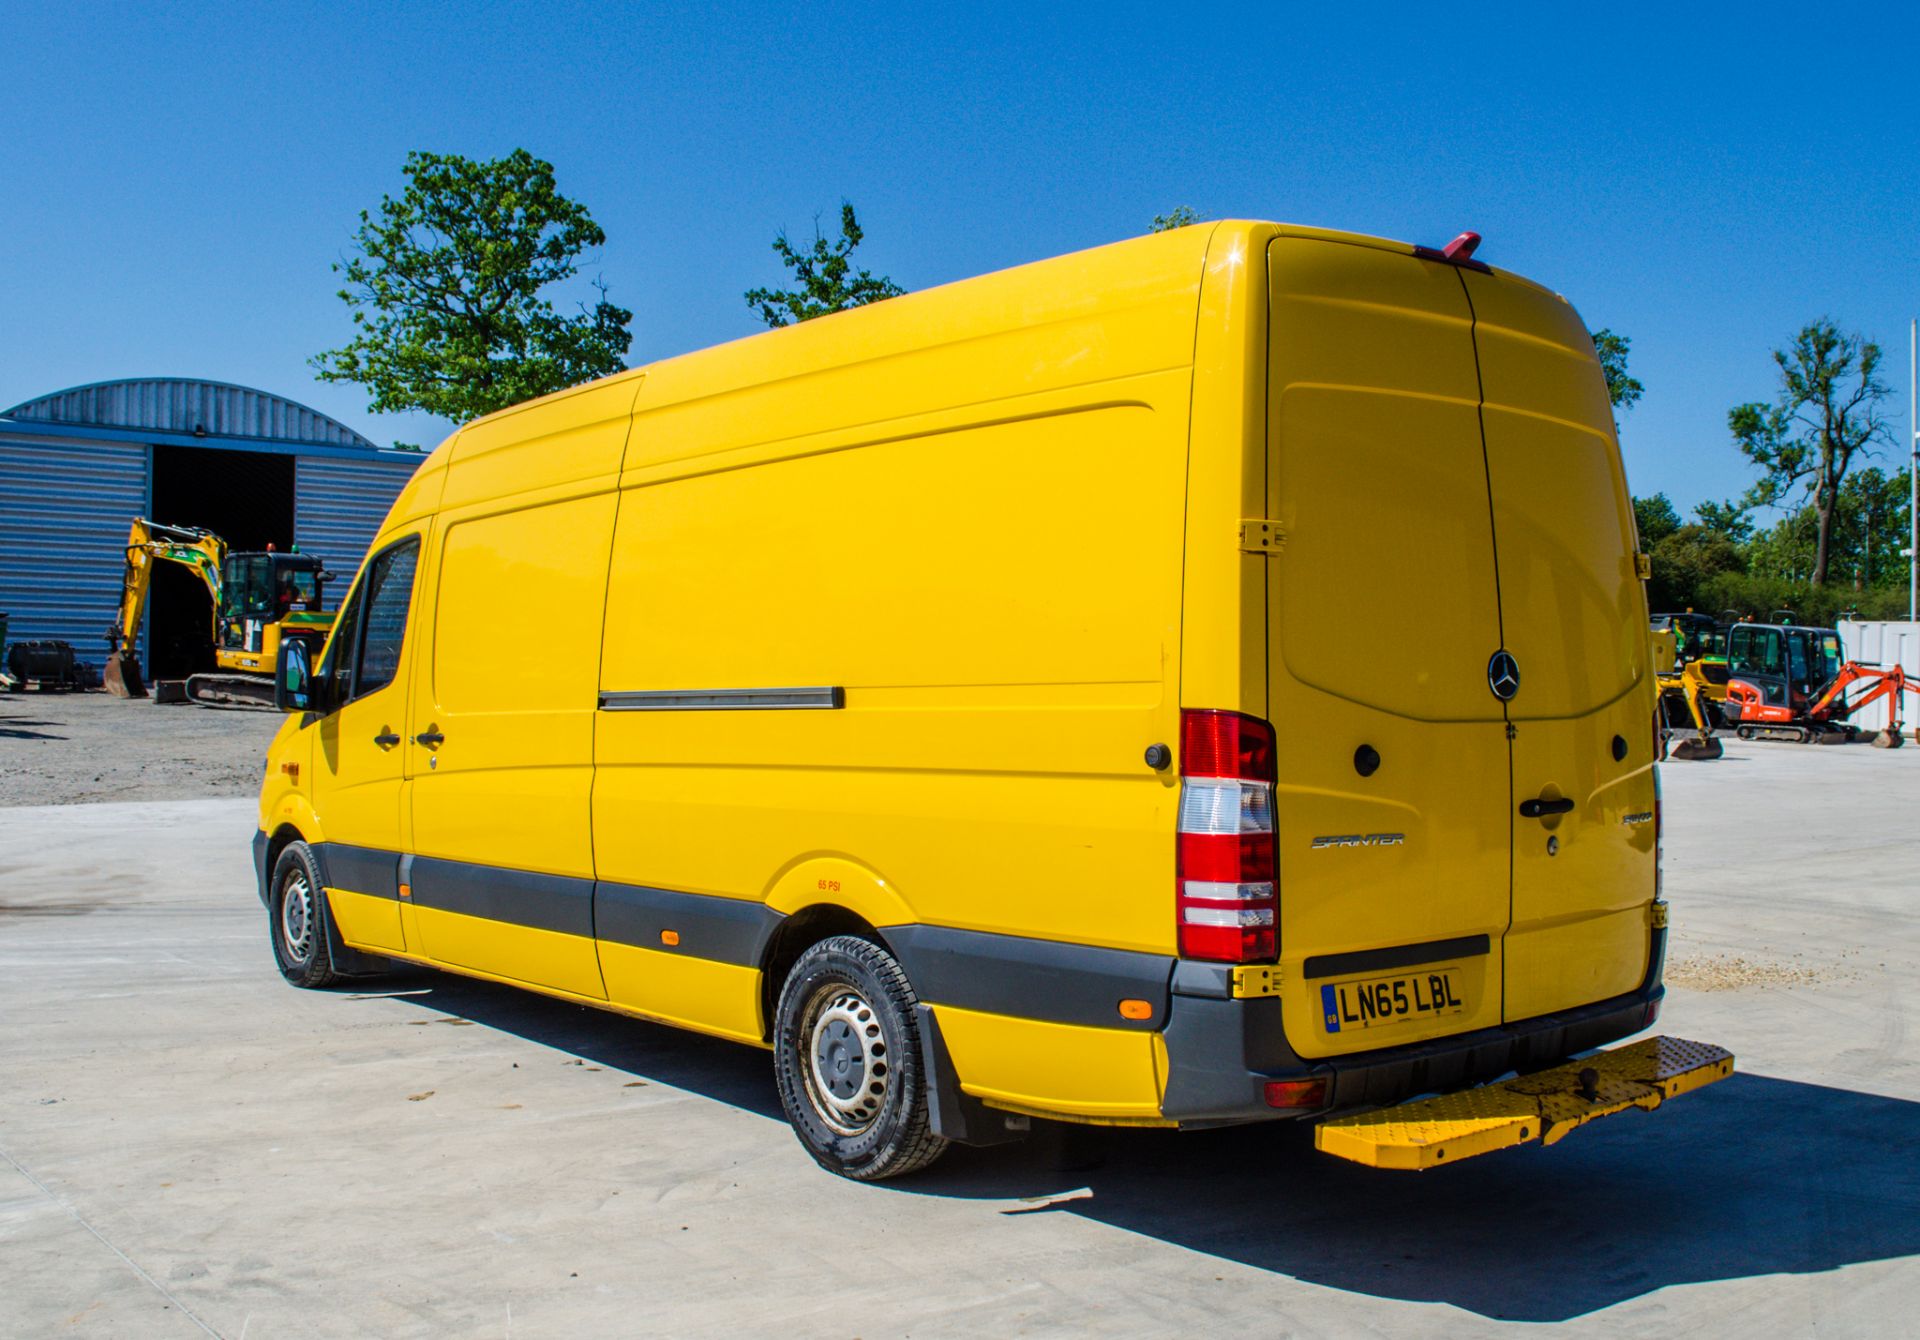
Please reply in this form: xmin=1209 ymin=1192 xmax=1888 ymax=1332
xmin=1321 ymin=967 xmax=1465 ymax=1034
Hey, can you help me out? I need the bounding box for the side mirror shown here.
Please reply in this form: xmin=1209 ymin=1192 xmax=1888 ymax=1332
xmin=275 ymin=636 xmax=327 ymax=715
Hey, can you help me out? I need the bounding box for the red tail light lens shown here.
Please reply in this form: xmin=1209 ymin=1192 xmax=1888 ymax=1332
xmin=1263 ymin=1077 xmax=1328 ymax=1109
xmin=1182 ymin=708 xmax=1277 ymax=782
xmin=1177 ymin=710 xmax=1279 ymax=963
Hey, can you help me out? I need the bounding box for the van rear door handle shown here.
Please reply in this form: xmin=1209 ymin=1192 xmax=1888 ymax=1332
xmin=414 ymin=729 xmax=444 ymax=747
xmin=1519 ymin=796 xmax=1575 ymax=819
xmin=373 ymin=732 xmax=401 ymax=749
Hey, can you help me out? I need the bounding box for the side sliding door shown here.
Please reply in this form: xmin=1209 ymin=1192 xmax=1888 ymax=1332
xmin=404 ymin=490 xmax=617 ymax=999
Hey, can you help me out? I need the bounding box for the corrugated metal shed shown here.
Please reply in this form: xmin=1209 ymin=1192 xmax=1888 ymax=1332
xmin=1836 ymin=621 xmax=1920 ymax=731
xmin=7 ymin=378 xmax=377 ymax=450
xmin=296 ymin=455 xmax=423 ymax=576
xmin=0 ymin=378 xmax=423 ymax=671
xmin=0 ymin=433 xmax=147 ymax=655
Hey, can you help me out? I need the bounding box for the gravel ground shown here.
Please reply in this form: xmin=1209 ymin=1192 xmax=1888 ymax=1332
xmin=0 ymin=688 xmax=278 ymax=807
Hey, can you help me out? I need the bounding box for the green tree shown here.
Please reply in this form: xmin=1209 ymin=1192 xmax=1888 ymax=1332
xmin=312 ymin=149 xmax=632 ymax=425
xmin=1647 ymin=524 xmax=1743 ymax=611
xmin=1693 ymin=499 xmax=1755 ymax=545
xmin=1632 ymin=493 xmax=1681 ymax=547
xmin=1591 ymin=328 xmax=1642 ymax=420
xmin=1742 ymin=508 xmax=1822 ymax=583
xmin=1728 ymin=320 xmax=1892 ymax=585
xmin=745 ymin=203 xmax=903 ymax=328
xmin=1151 ymin=206 xmax=1201 ymax=232
xmin=1833 ymin=466 xmax=1912 ymax=588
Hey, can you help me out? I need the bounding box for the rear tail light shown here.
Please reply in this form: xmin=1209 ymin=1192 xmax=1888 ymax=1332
xmin=1653 ymin=764 xmax=1664 ymax=901
xmin=1264 ymin=1077 xmax=1328 ymax=1109
xmin=1177 ymin=709 xmax=1279 ymax=963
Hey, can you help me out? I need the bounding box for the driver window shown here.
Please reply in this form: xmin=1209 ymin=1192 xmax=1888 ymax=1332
xmin=356 ymin=541 xmax=419 ymax=698
xmin=321 ymin=586 xmax=361 ymax=706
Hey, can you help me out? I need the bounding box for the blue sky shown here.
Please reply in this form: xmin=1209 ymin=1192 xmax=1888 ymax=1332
xmin=4 ymin=1 xmax=1917 ymax=515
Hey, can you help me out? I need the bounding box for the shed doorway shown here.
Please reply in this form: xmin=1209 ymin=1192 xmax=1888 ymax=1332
xmin=146 ymin=444 xmax=295 ymax=680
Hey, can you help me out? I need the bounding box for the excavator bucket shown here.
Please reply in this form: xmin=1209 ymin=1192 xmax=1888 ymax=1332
xmin=1670 ymin=734 xmax=1723 ymax=761
xmin=103 ymin=651 xmax=147 ymax=699
xmin=1873 ymin=728 xmax=1905 ymax=750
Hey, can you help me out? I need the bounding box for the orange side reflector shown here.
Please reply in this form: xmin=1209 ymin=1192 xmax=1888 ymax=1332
xmin=398 ymin=884 xmax=411 ymax=900
xmin=1118 ymin=998 xmax=1152 ymax=1020
xmin=660 ymin=930 xmax=680 ymax=947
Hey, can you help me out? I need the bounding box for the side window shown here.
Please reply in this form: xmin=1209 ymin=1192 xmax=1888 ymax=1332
xmin=1819 ymin=635 xmax=1842 ymax=682
xmin=354 ymin=540 xmax=420 ymax=699
xmin=1758 ymin=629 xmax=1784 ymax=675
xmin=322 ymin=586 xmax=361 ymax=706
xmin=1728 ymin=627 xmax=1753 ymax=674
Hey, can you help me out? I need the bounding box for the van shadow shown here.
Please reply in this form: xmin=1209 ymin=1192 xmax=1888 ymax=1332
xmin=369 ymin=971 xmax=1919 ymax=1322
xmin=914 ymin=1071 xmax=1920 ymax=1322
xmin=370 ymin=967 xmax=785 ymax=1121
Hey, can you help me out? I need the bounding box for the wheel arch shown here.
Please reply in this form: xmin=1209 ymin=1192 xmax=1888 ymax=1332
xmin=757 ymin=903 xmax=893 ymax=1044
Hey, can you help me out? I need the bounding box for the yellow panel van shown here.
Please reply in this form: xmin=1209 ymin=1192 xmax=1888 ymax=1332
xmin=254 ymin=221 xmax=1730 ymax=1180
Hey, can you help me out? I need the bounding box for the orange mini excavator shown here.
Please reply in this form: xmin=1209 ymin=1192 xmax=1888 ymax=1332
xmin=1728 ymin=656 xmax=1920 ymax=748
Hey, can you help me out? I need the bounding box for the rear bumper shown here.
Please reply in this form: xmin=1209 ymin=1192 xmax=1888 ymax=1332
xmin=1159 ymin=927 xmax=1667 ymax=1122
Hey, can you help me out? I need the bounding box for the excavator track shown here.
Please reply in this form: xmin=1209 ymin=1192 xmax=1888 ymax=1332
xmin=184 ymin=673 xmax=279 ymax=709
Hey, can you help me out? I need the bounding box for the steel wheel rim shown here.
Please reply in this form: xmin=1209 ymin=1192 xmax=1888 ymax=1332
xmin=802 ymin=983 xmax=889 ymax=1136
xmin=280 ymin=871 xmax=314 ymax=964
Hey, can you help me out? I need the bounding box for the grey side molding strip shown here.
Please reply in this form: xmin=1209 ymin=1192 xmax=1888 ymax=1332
xmin=598 ymin=686 xmax=845 ymax=712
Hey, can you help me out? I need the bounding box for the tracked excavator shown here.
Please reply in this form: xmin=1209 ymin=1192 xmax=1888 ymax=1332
xmin=1650 ymin=626 xmax=1724 ymax=760
xmin=104 ymin=518 xmax=334 ymax=707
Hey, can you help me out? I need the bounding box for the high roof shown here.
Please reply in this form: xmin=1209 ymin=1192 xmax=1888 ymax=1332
xmin=3 ymin=377 xmax=377 ymax=450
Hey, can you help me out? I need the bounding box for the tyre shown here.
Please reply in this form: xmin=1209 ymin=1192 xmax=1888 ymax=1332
xmin=772 ymin=934 xmax=948 ymax=1181
xmin=269 ymin=841 xmax=340 ymax=989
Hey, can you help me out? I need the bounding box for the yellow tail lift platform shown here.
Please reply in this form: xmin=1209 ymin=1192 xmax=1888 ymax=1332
xmin=1314 ymin=1036 xmax=1734 ymax=1170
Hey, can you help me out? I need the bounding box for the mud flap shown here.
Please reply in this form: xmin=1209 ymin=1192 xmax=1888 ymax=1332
xmin=913 ymin=1004 xmax=1028 ymax=1147
xmin=1313 ymin=1035 xmax=1733 ymax=1170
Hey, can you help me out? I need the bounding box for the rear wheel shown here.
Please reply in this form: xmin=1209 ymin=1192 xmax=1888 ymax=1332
xmin=773 ymin=935 xmax=948 ymax=1181
xmin=270 ymin=842 xmax=340 ymax=989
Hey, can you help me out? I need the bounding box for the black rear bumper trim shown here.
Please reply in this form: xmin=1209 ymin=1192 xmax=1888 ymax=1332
xmin=1303 ymin=933 xmax=1491 ymax=981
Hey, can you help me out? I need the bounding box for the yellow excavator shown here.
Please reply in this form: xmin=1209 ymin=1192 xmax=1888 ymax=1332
xmin=105 ymin=518 xmax=335 ymax=706
xmin=1651 ymin=626 xmax=1725 ymax=761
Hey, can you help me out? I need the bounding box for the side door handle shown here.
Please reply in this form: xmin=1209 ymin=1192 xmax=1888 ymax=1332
xmin=1518 ymin=796 xmax=1575 ymax=819
xmin=373 ymin=732 xmax=401 ymax=749
xmin=414 ymin=729 xmax=445 ymax=747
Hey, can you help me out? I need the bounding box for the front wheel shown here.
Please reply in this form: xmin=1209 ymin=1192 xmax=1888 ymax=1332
xmin=270 ymin=842 xmax=340 ymax=989
xmin=773 ymin=935 xmax=948 ymax=1181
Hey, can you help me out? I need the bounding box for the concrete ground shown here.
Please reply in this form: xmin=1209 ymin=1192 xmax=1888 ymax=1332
xmin=1 ymin=741 xmax=1916 ymax=1338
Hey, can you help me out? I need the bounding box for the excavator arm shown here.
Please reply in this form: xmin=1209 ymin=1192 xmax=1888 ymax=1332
xmin=1808 ymin=662 xmax=1920 ymax=748
xmin=104 ymin=518 xmax=228 ymax=699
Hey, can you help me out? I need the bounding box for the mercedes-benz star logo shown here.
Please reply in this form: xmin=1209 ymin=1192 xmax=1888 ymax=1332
xmin=1487 ymin=650 xmax=1520 ymax=701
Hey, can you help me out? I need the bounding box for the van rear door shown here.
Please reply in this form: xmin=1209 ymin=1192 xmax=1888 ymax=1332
xmin=1461 ymin=270 xmax=1656 ymax=1022
xmin=1264 ymin=238 xmax=1512 ymax=1060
